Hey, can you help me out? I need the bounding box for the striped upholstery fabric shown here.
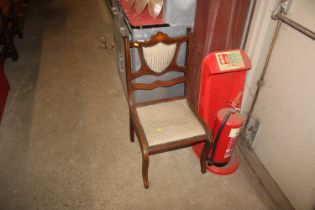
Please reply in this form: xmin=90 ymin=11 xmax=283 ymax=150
xmin=143 ymin=43 xmax=176 ymax=73
xmin=136 ymin=99 xmax=206 ymax=146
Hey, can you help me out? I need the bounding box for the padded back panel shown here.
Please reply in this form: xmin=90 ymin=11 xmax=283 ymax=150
xmin=142 ymin=43 xmax=176 ymax=73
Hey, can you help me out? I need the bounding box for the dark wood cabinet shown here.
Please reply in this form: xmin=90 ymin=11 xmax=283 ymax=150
xmin=189 ymin=0 xmax=255 ymax=110
xmin=12 ymin=0 xmax=29 ymax=32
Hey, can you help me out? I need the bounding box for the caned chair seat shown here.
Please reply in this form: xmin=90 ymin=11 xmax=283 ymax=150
xmin=136 ymin=99 xmax=206 ymax=146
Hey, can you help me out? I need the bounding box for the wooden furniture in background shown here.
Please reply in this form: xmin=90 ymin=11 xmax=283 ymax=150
xmin=123 ymin=32 xmax=212 ymax=188
xmin=0 ymin=0 xmax=29 ymax=63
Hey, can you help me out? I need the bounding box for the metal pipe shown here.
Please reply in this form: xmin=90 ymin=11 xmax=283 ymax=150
xmin=244 ymin=20 xmax=282 ymax=129
xmin=245 ymin=9 xmax=315 ymax=130
xmin=274 ymin=13 xmax=315 ymax=40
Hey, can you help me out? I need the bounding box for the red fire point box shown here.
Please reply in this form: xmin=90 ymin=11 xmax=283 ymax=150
xmin=193 ymin=49 xmax=251 ymax=174
xmin=198 ymin=49 xmax=251 ymax=132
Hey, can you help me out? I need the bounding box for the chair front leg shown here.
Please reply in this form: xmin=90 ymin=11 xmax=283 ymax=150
xmin=200 ymin=140 xmax=211 ymax=173
xmin=142 ymin=150 xmax=149 ymax=188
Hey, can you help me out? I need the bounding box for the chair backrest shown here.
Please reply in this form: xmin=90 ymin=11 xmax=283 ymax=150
xmin=123 ymin=31 xmax=192 ymax=105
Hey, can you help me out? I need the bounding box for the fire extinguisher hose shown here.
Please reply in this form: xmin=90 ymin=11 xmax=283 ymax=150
xmin=207 ymin=109 xmax=233 ymax=167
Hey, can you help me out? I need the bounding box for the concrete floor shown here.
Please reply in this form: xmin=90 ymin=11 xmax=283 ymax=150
xmin=0 ymin=0 xmax=275 ymax=209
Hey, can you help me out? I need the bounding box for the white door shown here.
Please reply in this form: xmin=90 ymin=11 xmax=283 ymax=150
xmin=243 ymin=0 xmax=315 ymax=209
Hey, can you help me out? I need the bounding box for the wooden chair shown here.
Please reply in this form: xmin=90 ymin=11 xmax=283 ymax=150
xmin=123 ymin=31 xmax=212 ymax=188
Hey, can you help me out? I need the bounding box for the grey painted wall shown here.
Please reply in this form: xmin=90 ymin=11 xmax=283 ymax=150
xmin=243 ymin=0 xmax=315 ymax=209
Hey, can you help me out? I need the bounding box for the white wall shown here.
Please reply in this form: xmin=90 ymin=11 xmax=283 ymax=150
xmin=243 ymin=0 xmax=315 ymax=209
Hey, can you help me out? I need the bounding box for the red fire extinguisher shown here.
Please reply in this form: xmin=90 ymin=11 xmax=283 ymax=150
xmin=207 ymin=92 xmax=244 ymax=168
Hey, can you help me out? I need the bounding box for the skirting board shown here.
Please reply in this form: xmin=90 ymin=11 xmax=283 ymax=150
xmin=239 ymin=138 xmax=295 ymax=210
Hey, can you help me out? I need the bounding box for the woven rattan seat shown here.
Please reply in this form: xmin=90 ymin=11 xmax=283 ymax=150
xmin=136 ymin=99 xmax=206 ymax=146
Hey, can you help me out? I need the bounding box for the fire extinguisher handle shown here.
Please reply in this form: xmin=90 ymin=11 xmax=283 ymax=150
xmin=207 ymin=109 xmax=233 ymax=166
xmin=228 ymin=91 xmax=243 ymax=108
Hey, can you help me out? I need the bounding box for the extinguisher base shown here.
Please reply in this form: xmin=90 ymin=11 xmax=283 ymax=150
xmin=206 ymin=149 xmax=240 ymax=175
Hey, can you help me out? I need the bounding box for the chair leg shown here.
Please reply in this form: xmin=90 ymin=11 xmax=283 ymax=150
xmin=142 ymin=152 xmax=149 ymax=189
xmin=200 ymin=141 xmax=211 ymax=174
xmin=129 ymin=113 xmax=134 ymax=142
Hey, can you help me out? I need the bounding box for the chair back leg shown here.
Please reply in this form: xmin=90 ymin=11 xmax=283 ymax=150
xmin=129 ymin=112 xmax=134 ymax=142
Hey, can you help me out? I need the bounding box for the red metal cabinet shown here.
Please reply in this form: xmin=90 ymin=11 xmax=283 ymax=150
xmin=0 ymin=65 xmax=10 ymax=123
